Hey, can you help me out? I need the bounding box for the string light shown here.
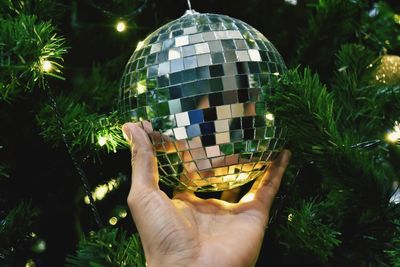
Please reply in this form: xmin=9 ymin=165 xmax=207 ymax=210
xmin=84 ymin=178 xmax=121 ymax=204
xmin=386 ymin=121 xmax=400 ymax=143
xmin=116 ymin=20 xmax=127 ymax=32
xmin=25 ymin=259 xmax=36 ymax=267
xmin=98 ymin=136 xmax=108 ymax=147
xmin=394 ymin=14 xmax=400 ymax=25
xmin=40 ymin=59 xmax=52 ymax=72
xmin=288 ymin=213 xmax=293 ymax=222
xmin=265 ymin=113 xmax=275 ymax=121
xmin=109 ymin=216 xmax=118 ymax=225
xmin=32 ymin=239 xmax=46 ymax=253
xmin=118 ymin=209 xmax=128 ymax=218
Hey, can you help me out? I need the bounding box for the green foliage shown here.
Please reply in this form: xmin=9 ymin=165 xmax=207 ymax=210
xmin=0 ymin=165 xmax=9 ymax=178
xmin=71 ymin=62 xmax=123 ymax=112
xmin=331 ymin=44 xmax=395 ymax=135
xmin=385 ymin=219 xmax=400 ymax=267
xmin=360 ymin=2 xmax=400 ymax=53
xmin=268 ymin=68 xmax=340 ymax=162
xmin=295 ymin=0 xmax=362 ymax=78
xmin=280 ymin=200 xmax=341 ymax=262
xmin=267 ymin=65 xmax=398 ymax=264
xmin=0 ymin=0 xmax=64 ymax=20
xmin=0 ymin=201 xmax=39 ymax=259
xmin=0 ymin=14 xmax=67 ymax=101
xmin=36 ymin=97 xmax=127 ymax=154
xmin=66 ymin=228 xmax=146 ymax=267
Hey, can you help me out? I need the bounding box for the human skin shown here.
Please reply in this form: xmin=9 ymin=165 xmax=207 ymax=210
xmin=122 ymin=122 xmax=291 ymax=267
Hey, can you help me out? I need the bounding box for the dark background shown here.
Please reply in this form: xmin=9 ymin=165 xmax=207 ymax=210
xmin=1 ymin=0 xmax=399 ymax=266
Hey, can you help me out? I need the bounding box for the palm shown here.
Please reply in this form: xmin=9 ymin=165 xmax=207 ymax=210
xmin=122 ymin=123 xmax=291 ymax=267
xmin=170 ymin=195 xmax=267 ymax=267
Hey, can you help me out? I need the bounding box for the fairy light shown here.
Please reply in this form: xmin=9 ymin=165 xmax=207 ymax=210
xmin=394 ymin=14 xmax=400 ymax=25
xmin=386 ymin=121 xmax=400 ymax=143
xmin=25 ymin=259 xmax=35 ymax=267
xmin=265 ymin=113 xmax=275 ymax=121
xmin=84 ymin=178 xmax=121 ymax=204
xmin=109 ymin=216 xmax=118 ymax=225
xmin=40 ymin=59 xmax=52 ymax=72
xmin=116 ymin=21 xmax=127 ymax=32
xmin=288 ymin=213 xmax=293 ymax=222
xmin=98 ymin=136 xmax=108 ymax=147
xmin=118 ymin=209 xmax=128 ymax=218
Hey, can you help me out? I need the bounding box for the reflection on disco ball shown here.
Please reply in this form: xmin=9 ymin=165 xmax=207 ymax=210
xmin=119 ymin=10 xmax=287 ymax=192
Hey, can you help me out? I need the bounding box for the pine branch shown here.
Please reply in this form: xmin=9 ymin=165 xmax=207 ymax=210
xmin=0 ymin=201 xmax=38 ymax=260
xmin=385 ymin=218 xmax=400 ymax=267
xmin=66 ymin=228 xmax=146 ymax=267
xmin=279 ymin=199 xmax=341 ymax=262
xmin=0 ymin=0 xmax=65 ymax=21
xmin=36 ymin=96 xmax=127 ymax=154
xmin=268 ymin=68 xmax=397 ymax=264
xmin=359 ymin=2 xmax=400 ymax=53
xmin=0 ymin=14 xmax=67 ymax=101
xmin=294 ymin=0 xmax=363 ymax=79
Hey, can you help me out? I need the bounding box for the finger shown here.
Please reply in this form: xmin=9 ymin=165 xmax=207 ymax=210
xmin=122 ymin=122 xmax=160 ymax=194
xmin=220 ymin=187 xmax=241 ymax=203
xmin=239 ymin=150 xmax=291 ymax=211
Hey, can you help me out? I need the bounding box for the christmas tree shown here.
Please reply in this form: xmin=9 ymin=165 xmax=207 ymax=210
xmin=1 ymin=0 xmax=399 ymax=266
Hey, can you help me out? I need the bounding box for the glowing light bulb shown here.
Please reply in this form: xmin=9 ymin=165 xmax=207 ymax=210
xmin=98 ymin=136 xmax=108 ymax=147
xmin=265 ymin=113 xmax=275 ymax=121
xmin=41 ymin=60 xmax=52 ymax=72
xmin=288 ymin=213 xmax=293 ymax=222
xmin=118 ymin=210 xmax=128 ymax=218
xmin=94 ymin=184 xmax=109 ymax=201
xmin=25 ymin=259 xmax=35 ymax=267
xmin=386 ymin=121 xmax=400 ymax=143
xmin=116 ymin=21 xmax=126 ymax=32
xmin=387 ymin=131 xmax=400 ymax=143
xmin=109 ymin=217 xmax=118 ymax=225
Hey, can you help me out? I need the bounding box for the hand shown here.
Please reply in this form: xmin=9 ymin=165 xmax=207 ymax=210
xmin=122 ymin=122 xmax=291 ymax=267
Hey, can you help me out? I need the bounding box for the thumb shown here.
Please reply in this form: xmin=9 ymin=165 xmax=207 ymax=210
xmin=122 ymin=122 xmax=159 ymax=194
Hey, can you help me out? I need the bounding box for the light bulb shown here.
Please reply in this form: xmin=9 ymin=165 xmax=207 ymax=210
xmin=98 ymin=136 xmax=108 ymax=147
xmin=116 ymin=21 xmax=126 ymax=32
xmin=265 ymin=113 xmax=275 ymax=121
xmin=109 ymin=217 xmax=118 ymax=225
xmin=41 ymin=60 xmax=52 ymax=72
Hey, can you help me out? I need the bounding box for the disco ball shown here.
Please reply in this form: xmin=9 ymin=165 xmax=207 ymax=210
xmin=119 ymin=10 xmax=287 ymax=192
